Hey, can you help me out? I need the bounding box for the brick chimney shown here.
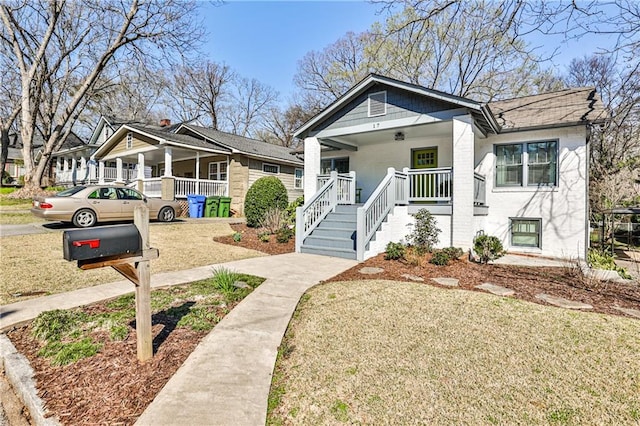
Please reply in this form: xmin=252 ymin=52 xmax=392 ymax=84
xmin=159 ymin=118 xmax=171 ymax=127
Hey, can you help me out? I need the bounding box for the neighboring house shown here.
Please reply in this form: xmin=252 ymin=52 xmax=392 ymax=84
xmin=295 ymin=74 xmax=605 ymax=261
xmin=90 ymin=121 xmax=304 ymax=216
xmin=3 ymin=130 xmax=86 ymax=186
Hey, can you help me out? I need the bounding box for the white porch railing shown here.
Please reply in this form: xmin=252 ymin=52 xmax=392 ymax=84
xmin=174 ymin=177 xmax=228 ymax=198
xmin=356 ymin=168 xmax=407 ymax=261
xmin=316 ymin=172 xmax=356 ymax=204
xmin=405 ymin=167 xmax=452 ymax=202
xmin=296 ymin=171 xmax=356 ymax=252
xmin=141 ymin=178 xmax=162 ymax=198
xmin=474 ymin=172 xmax=486 ymax=206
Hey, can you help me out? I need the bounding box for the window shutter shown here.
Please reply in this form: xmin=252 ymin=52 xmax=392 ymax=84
xmin=368 ymin=91 xmax=387 ymax=117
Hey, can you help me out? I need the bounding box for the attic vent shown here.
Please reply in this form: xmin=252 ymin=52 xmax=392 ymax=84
xmin=368 ymin=91 xmax=387 ymax=117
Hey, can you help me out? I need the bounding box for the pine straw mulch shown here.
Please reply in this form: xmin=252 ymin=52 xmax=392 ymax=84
xmin=4 ymin=237 xmax=639 ymax=425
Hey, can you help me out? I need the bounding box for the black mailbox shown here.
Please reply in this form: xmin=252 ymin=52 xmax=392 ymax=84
xmin=63 ymin=224 xmax=142 ymax=261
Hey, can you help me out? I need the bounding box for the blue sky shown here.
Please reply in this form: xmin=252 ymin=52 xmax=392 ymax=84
xmin=203 ymin=1 xmax=384 ymax=99
xmin=202 ymin=1 xmax=613 ymax=101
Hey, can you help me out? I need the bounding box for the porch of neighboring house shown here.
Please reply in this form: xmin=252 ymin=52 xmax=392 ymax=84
xmin=57 ymin=147 xmax=229 ymax=200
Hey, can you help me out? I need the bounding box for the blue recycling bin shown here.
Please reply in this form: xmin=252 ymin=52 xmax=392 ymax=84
xmin=187 ymin=194 xmax=206 ymax=218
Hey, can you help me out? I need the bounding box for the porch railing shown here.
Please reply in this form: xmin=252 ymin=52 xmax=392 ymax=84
xmin=473 ymin=172 xmax=486 ymax=206
xmin=296 ymin=171 xmax=356 ymax=252
xmin=174 ymin=177 xmax=228 ymax=198
xmin=316 ymin=172 xmax=356 ymax=204
xmin=356 ymin=168 xmax=407 ymax=261
xmin=405 ymin=167 xmax=452 ymax=202
xmin=141 ymin=178 xmax=162 ymax=198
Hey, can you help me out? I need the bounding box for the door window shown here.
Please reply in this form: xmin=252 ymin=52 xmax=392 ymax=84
xmin=412 ymin=148 xmax=438 ymax=169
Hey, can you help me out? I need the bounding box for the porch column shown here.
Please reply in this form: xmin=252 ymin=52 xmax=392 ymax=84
xmin=55 ymin=158 xmax=61 ymax=183
xmin=88 ymin=159 xmax=97 ymax=182
xmin=71 ymin=158 xmax=77 ymax=185
xmin=62 ymin=157 xmax=69 ymax=172
xmin=195 ymin=151 xmax=200 ymax=194
xmin=164 ymin=147 xmax=173 ymax=177
xmin=98 ymin=161 xmax=105 ymax=183
xmin=116 ymin=157 xmax=124 ymax=183
xmin=303 ymin=137 xmax=321 ymax=201
xmin=137 ymin=153 xmax=145 ymax=193
xmin=79 ymin=157 xmax=87 ymax=182
xmin=451 ymin=115 xmax=475 ymax=250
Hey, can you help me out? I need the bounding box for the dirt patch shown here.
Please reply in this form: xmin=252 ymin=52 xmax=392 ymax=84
xmin=326 ymin=253 xmax=640 ymax=317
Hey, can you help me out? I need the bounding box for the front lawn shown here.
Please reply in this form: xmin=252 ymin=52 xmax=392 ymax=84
xmin=268 ymin=279 xmax=640 ymax=425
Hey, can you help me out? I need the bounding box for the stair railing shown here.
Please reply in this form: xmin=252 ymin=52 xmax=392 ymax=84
xmin=296 ymin=171 xmax=340 ymax=252
xmin=356 ymin=167 xmax=408 ymax=261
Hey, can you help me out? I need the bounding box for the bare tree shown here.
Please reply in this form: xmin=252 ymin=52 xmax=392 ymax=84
xmin=0 ymin=0 xmax=204 ymax=190
xmin=226 ymin=77 xmax=279 ymax=138
xmin=168 ymin=61 xmax=236 ymax=128
xmin=257 ymin=103 xmax=315 ymax=147
xmin=0 ymin=42 xmax=20 ymax=184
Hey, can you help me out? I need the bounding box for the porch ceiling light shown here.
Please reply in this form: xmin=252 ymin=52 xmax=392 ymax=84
xmin=394 ymin=131 xmax=405 ymax=141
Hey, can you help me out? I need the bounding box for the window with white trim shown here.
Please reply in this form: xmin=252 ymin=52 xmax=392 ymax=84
xmin=294 ymin=168 xmax=304 ymax=189
xmin=126 ymin=132 xmax=133 ymax=149
xmin=511 ymin=218 xmax=542 ymax=248
xmin=495 ymin=141 xmax=557 ymax=187
xmin=262 ymin=163 xmax=280 ymax=174
xmin=368 ymin=91 xmax=387 ymax=117
xmin=208 ymin=161 xmax=228 ymax=180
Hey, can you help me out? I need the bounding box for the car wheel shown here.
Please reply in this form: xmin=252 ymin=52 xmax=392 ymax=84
xmin=72 ymin=209 xmax=97 ymax=228
xmin=158 ymin=206 xmax=175 ymax=222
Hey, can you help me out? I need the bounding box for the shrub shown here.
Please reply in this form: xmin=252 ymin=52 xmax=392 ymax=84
xmin=442 ymin=247 xmax=464 ymax=260
xmin=406 ymin=209 xmax=440 ymax=253
xmin=430 ymin=250 xmax=450 ymax=266
xmin=244 ymin=176 xmax=288 ymax=227
xmin=473 ymin=234 xmax=505 ymax=264
xmin=259 ymin=207 xmax=288 ymax=234
xmin=587 ymin=249 xmax=632 ymax=279
xmin=384 ymin=242 xmax=406 ymax=260
xmin=276 ymin=227 xmax=294 ymax=243
xmin=285 ymin=196 xmax=304 ymax=225
xmin=258 ymin=232 xmax=271 ymax=243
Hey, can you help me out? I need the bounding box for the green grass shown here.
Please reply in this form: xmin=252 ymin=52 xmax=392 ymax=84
xmin=29 ymin=272 xmax=265 ymax=366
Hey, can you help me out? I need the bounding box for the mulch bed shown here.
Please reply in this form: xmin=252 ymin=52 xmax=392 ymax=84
xmin=4 ymin=235 xmax=639 ymax=425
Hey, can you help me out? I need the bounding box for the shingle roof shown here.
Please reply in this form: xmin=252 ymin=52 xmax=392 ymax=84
xmin=180 ymin=125 xmax=303 ymax=165
xmin=487 ymin=87 xmax=606 ymax=131
xmin=127 ymin=124 xmax=231 ymax=152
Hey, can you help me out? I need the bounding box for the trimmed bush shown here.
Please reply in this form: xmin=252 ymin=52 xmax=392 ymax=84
xmin=429 ymin=251 xmax=450 ymax=266
xmin=385 ymin=242 xmax=406 ymax=260
xmin=244 ymin=176 xmax=289 ymax=227
xmin=473 ymin=234 xmax=505 ymax=264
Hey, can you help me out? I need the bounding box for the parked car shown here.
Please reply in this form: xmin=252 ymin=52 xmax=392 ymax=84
xmin=31 ymin=185 xmax=182 ymax=228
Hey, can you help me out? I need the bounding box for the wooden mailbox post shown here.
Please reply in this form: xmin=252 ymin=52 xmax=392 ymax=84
xmin=63 ymin=206 xmax=157 ymax=362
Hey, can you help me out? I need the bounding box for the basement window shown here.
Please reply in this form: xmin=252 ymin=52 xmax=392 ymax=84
xmin=511 ymin=218 xmax=542 ymax=248
xmin=368 ymin=91 xmax=387 ymax=117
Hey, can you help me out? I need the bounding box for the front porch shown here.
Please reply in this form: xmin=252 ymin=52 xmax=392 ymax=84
xmin=296 ymin=167 xmax=487 ymax=260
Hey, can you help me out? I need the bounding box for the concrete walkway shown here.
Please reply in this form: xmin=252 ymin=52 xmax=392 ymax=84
xmin=0 ymin=253 xmax=357 ymax=425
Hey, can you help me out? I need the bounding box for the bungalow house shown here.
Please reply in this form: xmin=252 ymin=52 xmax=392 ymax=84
xmin=90 ymin=121 xmax=304 ymax=215
xmin=295 ymin=74 xmax=605 ymax=261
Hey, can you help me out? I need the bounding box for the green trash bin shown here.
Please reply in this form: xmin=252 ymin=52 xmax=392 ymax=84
xmin=218 ymin=196 xmax=232 ymax=217
xmin=205 ymin=196 xmax=220 ymax=217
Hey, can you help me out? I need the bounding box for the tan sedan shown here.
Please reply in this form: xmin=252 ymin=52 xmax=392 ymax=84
xmin=31 ymin=185 xmax=182 ymax=228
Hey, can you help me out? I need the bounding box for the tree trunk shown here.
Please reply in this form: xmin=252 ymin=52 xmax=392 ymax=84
xmin=0 ymin=128 xmax=9 ymax=186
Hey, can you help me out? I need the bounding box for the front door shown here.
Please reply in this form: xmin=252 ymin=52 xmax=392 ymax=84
xmin=412 ymin=148 xmax=438 ymax=200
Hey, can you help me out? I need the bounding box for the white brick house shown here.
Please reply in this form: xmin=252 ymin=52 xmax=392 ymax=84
xmin=294 ymin=74 xmax=605 ymax=261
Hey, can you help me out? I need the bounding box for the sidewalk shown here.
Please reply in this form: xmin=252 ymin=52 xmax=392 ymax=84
xmin=0 ymin=252 xmax=358 ymax=425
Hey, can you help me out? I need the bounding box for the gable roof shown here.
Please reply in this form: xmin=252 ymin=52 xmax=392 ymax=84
xmin=294 ymin=74 xmax=606 ymax=139
xmin=486 ymin=87 xmax=606 ymax=132
xmin=177 ymin=125 xmax=303 ymax=165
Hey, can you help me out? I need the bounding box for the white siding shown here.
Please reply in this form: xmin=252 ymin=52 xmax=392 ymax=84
xmin=475 ymin=126 xmax=588 ymax=259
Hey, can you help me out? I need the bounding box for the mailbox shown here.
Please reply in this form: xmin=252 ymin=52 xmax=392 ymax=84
xmin=63 ymin=224 xmax=142 ymax=261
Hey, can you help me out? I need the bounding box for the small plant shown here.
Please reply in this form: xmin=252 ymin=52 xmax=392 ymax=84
xmin=276 ymin=227 xmax=294 ymax=243
xmin=285 ymin=196 xmax=304 ymax=225
xmin=38 ymin=338 xmax=102 ymax=366
xmin=430 ymin=250 xmax=451 ymax=266
xmin=406 ymin=209 xmax=440 ymax=253
xmin=587 ymin=248 xmax=632 ymax=279
xmin=232 ymin=232 xmax=242 ymax=242
xmin=258 ymin=231 xmax=271 ymax=243
xmin=31 ymin=309 xmax=87 ymax=341
xmin=442 ymin=247 xmax=464 ymax=260
xmin=211 ymin=266 xmax=240 ymax=295
xmin=385 ymin=242 xmax=406 ymax=260
xmin=473 ymin=234 xmax=505 ymax=264
xmin=404 ymin=246 xmax=424 ymax=266
xmin=259 ymin=207 xmax=288 ymax=234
